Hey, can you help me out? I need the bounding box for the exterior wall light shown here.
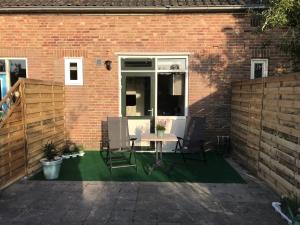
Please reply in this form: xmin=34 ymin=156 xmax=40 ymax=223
xmin=104 ymin=60 xmax=112 ymax=71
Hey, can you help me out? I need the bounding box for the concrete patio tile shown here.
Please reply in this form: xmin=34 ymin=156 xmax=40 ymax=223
xmin=114 ymin=199 xmax=136 ymax=211
xmin=132 ymin=209 xmax=157 ymax=224
xmin=85 ymin=208 xmax=111 ymax=224
xmin=0 ymin=207 xmax=26 ymax=225
xmin=9 ymin=209 xmax=57 ymax=225
xmin=157 ymin=209 xmax=194 ymax=224
xmin=158 ymin=223 xmax=182 ymax=225
xmin=109 ymin=209 xmax=135 ymax=224
xmin=221 ymin=201 xmax=285 ymax=225
xmin=0 ymin=159 xmax=287 ymax=225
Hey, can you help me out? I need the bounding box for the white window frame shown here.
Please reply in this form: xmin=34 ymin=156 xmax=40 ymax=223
xmin=251 ymin=59 xmax=268 ymax=79
xmin=64 ymin=57 xmax=83 ymax=85
xmin=118 ymin=55 xmax=189 ymax=118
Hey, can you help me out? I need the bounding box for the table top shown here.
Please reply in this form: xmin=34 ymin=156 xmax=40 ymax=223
xmin=140 ymin=133 xmax=178 ymax=142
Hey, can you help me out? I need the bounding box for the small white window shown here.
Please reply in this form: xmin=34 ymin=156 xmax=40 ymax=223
xmin=65 ymin=58 xmax=83 ymax=85
xmin=251 ymin=59 xmax=268 ymax=79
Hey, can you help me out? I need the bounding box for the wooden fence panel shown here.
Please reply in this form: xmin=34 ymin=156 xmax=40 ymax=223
xmin=0 ymin=101 xmax=26 ymax=190
xmin=0 ymin=79 xmax=65 ymax=189
xmin=231 ymin=74 xmax=300 ymax=199
xmin=231 ymin=80 xmax=263 ymax=173
xmin=23 ymin=80 xmax=65 ymax=174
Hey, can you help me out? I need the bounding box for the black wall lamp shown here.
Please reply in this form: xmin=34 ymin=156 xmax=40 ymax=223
xmin=104 ymin=60 xmax=112 ymax=71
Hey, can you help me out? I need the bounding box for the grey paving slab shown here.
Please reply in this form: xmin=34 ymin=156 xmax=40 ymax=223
xmin=0 ymin=158 xmax=287 ymax=225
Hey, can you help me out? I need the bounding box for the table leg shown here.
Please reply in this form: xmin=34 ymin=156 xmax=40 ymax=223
xmin=148 ymin=141 xmax=164 ymax=175
xmin=156 ymin=141 xmax=159 ymax=163
xmin=159 ymin=141 xmax=163 ymax=162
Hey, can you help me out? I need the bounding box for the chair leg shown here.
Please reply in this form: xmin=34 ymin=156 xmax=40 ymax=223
xmin=177 ymin=141 xmax=186 ymax=163
xmin=105 ymin=148 xmax=109 ymax=164
xmin=108 ymin=150 xmax=112 ymax=174
xmin=129 ymin=151 xmax=132 ymax=163
xmin=200 ymin=141 xmax=206 ymax=162
xmin=181 ymin=151 xmax=186 ymax=163
xmin=134 ymin=151 xmax=137 ymax=172
xmin=174 ymin=141 xmax=179 ymax=153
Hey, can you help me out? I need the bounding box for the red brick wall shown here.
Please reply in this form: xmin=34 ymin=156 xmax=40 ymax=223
xmin=0 ymin=13 xmax=289 ymax=149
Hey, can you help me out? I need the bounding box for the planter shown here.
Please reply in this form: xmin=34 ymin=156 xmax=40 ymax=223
xmin=157 ymin=130 xmax=165 ymax=138
xmin=40 ymin=157 xmax=63 ymax=180
xmin=62 ymin=151 xmax=85 ymax=159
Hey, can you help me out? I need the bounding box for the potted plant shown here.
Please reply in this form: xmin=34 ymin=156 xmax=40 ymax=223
xmin=40 ymin=141 xmax=63 ymax=180
xmin=156 ymin=121 xmax=166 ymax=138
xmin=272 ymin=195 xmax=300 ymax=225
xmin=62 ymin=141 xmax=85 ymax=159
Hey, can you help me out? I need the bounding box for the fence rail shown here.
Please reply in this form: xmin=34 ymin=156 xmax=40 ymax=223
xmin=0 ymin=78 xmax=65 ymax=190
xmin=231 ymin=73 xmax=300 ymax=199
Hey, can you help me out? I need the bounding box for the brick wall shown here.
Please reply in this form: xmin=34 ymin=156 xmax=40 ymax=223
xmin=0 ymin=13 xmax=289 ymax=149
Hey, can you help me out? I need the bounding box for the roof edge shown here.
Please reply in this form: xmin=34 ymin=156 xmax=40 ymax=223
xmin=0 ymin=5 xmax=267 ymax=14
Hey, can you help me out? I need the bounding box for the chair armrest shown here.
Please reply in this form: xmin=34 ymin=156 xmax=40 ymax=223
xmin=130 ymin=137 xmax=137 ymax=141
xmin=177 ymin=136 xmax=183 ymax=140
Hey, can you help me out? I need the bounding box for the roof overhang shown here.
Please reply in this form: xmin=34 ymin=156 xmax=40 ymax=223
xmin=0 ymin=5 xmax=267 ymax=14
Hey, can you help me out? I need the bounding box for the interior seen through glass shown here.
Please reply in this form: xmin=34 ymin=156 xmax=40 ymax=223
xmin=158 ymin=72 xmax=185 ymax=116
xmin=125 ymin=60 xmax=152 ymax=68
xmin=70 ymin=62 xmax=78 ymax=80
xmin=157 ymin=58 xmax=186 ymax=71
xmin=126 ymin=77 xmax=150 ymax=116
xmin=254 ymin=63 xmax=263 ymax=78
xmin=0 ymin=60 xmax=5 ymax=72
xmin=9 ymin=60 xmax=26 ymax=86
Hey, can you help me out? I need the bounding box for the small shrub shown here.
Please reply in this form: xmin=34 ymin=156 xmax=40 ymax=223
xmin=43 ymin=141 xmax=57 ymax=161
xmin=281 ymin=195 xmax=300 ymax=224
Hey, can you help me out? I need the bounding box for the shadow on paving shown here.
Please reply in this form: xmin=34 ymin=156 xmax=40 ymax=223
xmin=0 ymin=160 xmax=286 ymax=225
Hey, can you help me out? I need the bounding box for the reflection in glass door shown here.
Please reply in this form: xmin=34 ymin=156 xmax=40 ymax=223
xmin=125 ymin=77 xmax=151 ymax=117
xmin=121 ymin=72 xmax=155 ymax=148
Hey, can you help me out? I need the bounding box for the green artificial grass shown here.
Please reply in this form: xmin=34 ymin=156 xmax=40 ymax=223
xmin=32 ymin=151 xmax=245 ymax=183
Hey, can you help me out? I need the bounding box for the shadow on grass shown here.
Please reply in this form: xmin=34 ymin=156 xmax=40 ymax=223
xmin=31 ymin=151 xmax=245 ymax=183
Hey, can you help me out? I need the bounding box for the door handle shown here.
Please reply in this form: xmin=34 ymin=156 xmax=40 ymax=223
xmin=148 ymin=108 xmax=154 ymax=117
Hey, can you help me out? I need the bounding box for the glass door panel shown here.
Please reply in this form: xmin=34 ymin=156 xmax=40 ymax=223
xmin=0 ymin=76 xmax=5 ymax=99
xmin=121 ymin=72 xmax=155 ymax=148
xmin=125 ymin=77 xmax=151 ymax=117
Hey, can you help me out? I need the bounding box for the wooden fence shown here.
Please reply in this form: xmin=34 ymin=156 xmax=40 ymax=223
xmin=0 ymin=79 xmax=65 ymax=189
xmin=231 ymin=73 xmax=300 ymax=199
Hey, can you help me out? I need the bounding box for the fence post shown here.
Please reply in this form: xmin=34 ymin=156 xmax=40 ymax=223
xmin=20 ymin=80 xmax=29 ymax=176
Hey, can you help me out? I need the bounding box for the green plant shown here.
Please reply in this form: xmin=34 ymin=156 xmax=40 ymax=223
xmin=43 ymin=141 xmax=57 ymax=161
xmin=281 ymin=195 xmax=300 ymax=224
xmin=156 ymin=122 xmax=166 ymax=131
xmin=260 ymin=0 xmax=300 ymax=71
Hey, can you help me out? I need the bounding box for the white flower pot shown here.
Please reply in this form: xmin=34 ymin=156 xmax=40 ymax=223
xmin=62 ymin=151 xmax=85 ymax=159
xmin=40 ymin=157 xmax=63 ymax=180
xmin=157 ymin=130 xmax=165 ymax=138
xmin=79 ymin=151 xmax=85 ymax=156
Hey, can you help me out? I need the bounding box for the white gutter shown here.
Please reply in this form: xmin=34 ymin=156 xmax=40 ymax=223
xmin=0 ymin=5 xmax=267 ymax=14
